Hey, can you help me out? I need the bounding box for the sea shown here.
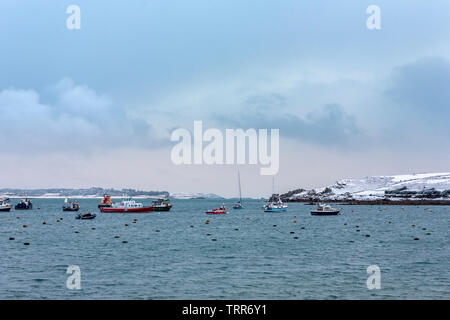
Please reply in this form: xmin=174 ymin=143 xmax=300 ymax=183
xmin=1 ymin=199 xmax=449 ymax=299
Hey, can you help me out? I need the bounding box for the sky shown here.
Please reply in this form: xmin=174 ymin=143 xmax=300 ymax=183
xmin=1 ymin=0 xmax=449 ymax=197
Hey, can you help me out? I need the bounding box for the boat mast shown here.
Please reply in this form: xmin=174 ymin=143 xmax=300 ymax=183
xmin=272 ymin=176 xmax=275 ymax=197
xmin=237 ymin=169 xmax=242 ymax=203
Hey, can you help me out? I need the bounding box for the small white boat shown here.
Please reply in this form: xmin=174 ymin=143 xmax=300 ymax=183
xmin=0 ymin=197 xmax=13 ymax=212
xmin=310 ymin=203 xmax=341 ymax=216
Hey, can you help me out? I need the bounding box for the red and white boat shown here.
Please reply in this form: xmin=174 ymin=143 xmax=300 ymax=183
xmin=205 ymin=205 xmax=228 ymax=215
xmin=100 ymin=197 xmax=153 ymax=213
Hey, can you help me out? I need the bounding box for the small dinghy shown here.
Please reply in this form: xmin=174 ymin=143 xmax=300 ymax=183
xmin=310 ymin=203 xmax=341 ymax=216
xmin=76 ymin=212 xmax=96 ymax=220
xmin=205 ymin=205 xmax=228 ymax=214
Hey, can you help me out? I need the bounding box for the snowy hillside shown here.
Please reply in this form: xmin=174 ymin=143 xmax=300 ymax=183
xmin=283 ymin=173 xmax=450 ymax=202
xmin=170 ymin=192 xmax=224 ymax=199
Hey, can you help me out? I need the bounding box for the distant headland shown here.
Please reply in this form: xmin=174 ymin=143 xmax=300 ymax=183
xmin=280 ymin=172 xmax=450 ymax=205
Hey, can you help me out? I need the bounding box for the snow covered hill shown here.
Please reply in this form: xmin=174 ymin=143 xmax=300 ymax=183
xmin=283 ymin=173 xmax=450 ymax=202
xmin=170 ymin=192 xmax=224 ymax=199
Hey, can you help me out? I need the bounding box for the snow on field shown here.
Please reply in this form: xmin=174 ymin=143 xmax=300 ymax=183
xmin=170 ymin=192 xmax=223 ymax=199
xmin=288 ymin=172 xmax=450 ymax=201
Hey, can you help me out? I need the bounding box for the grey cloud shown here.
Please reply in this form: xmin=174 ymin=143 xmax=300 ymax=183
xmin=213 ymin=99 xmax=364 ymax=148
xmin=245 ymin=93 xmax=287 ymax=111
xmin=0 ymin=79 xmax=168 ymax=153
xmin=386 ymin=57 xmax=450 ymax=120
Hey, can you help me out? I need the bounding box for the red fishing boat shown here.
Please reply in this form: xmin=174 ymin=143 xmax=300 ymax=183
xmin=98 ymin=194 xmax=113 ymax=208
xmin=100 ymin=197 xmax=152 ymax=213
xmin=205 ymin=205 xmax=228 ymax=215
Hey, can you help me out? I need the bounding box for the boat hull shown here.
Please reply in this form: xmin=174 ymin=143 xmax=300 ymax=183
xmin=310 ymin=210 xmax=341 ymax=216
xmin=205 ymin=210 xmax=227 ymax=214
xmin=100 ymin=206 xmax=153 ymax=213
xmin=0 ymin=207 xmax=12 ymax=212
xmin=63 ymin=207 xmax=79 ymax=212
xmin=264 ymin=207 xmax=287 ymax=212
xmin=76 ymin=214 xmax=96 ymax=220
xmin=15 ymin=205 xmax=32 ymax=210
xmin=152 ymin=205 xmax=172 ymax=212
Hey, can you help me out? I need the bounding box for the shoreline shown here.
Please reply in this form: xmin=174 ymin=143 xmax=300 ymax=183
xmin=285 ymin=199 xmax=450 ymax=205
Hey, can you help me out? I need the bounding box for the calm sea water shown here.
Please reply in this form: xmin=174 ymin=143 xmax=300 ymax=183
xmin=0 ymin=199 xmax=449 ymax=299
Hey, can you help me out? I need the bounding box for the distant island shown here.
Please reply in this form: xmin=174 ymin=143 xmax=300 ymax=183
xmin=0 ymin=187 xmax=224 ymax=200
xmin=280 ymin=172 xmax=450 ymax=205
xmin=0 ymin=187 xmax=169 ymax=199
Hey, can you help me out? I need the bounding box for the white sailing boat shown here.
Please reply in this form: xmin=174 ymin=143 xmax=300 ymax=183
xmin=263 ymin=177 xmax=287 ymax=212
xmin=233 ymin=169 xmax=244 ymax=209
